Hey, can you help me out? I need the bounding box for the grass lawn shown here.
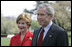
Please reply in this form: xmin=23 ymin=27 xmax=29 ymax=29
xmin=1 ymin=32 xmax=71 ymax=46
xmin=67 ymin=32 xmax=71 ymax=46
xmin=1 ymin=38 xmax=10 ymax=46
xmin=68 ymin=37 xmax=71 ymax=46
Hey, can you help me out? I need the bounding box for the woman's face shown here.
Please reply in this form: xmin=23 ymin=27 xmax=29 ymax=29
xmin=17 ymin=19 xmax=28 ymax=32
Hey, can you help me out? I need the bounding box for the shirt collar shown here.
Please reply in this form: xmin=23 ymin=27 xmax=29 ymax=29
xmin=44 ymin=21 xmax=53 ymax=32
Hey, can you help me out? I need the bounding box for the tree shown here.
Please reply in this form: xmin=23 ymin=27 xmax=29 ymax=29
xmin=1 ymin=14 xmax=19 ymax=34
xmin=1 ymin=15 xmax=8 ymax=34
xmin=31 ymin=20 xmax=41 ymax=29
xmin=52 ymin=1 xmax=71 ymax=31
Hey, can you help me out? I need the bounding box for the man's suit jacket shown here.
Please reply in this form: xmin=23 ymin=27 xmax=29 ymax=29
xmin=31 ymin=23 xmax=69 ymax=46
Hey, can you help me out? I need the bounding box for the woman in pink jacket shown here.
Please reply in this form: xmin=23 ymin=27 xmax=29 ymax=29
xmin=10 ymin=13 xmax=33 ymax=46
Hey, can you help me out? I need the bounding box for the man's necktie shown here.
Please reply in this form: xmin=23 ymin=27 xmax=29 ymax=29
xmin=37 ymin=28 xmax=44 ymax=46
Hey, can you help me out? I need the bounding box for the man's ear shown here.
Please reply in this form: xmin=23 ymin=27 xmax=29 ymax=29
xmin=48 ymin=14 xmax=53 ymax=20
xmin=50 ymin=14 xmax=54 ymax=19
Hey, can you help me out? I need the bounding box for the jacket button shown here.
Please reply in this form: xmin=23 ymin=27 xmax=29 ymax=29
xmin=49 ymin=35 xmax=52 ymax=37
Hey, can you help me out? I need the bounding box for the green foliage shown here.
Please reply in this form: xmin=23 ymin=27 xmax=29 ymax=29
xmin=1 ymin=16 xmax=19 ymax=34
xmin=1 ymin=16 xmax=7 ymax=34
xmin=67 ymin=31 xmax=71 ymax=46
xmin=67 ymin=31 xmax=71 ymax=37
xmin=31 ymin=20 xmax=41 ymax=29
xmin=51 ymin=1 xmax=71 ymax=31
xmin=1 ymin=34 xmax=7 ymax=37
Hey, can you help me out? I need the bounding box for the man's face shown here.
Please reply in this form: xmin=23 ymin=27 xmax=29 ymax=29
xmin=37 ymin=8 xmax=52 ymax=27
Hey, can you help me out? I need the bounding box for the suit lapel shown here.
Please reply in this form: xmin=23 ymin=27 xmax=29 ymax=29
xmin=42 ymin=23 xmax=55 ymax=45
xmin=37 ymin=27 xmax=42 ymax=40
xmin=35 ymin=27 xmax=42 ymax=45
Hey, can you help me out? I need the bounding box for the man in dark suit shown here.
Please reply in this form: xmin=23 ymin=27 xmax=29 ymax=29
xmin=31 ymin=3 xmax=69 ymax=46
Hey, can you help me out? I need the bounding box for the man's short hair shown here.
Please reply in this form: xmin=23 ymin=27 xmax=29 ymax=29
xmin=37 ymin=3 xmax=54 ymax=16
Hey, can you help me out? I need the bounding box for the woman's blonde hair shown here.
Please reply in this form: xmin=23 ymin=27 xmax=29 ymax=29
xmin=16 ymin=13 xmax=32 ymax=27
